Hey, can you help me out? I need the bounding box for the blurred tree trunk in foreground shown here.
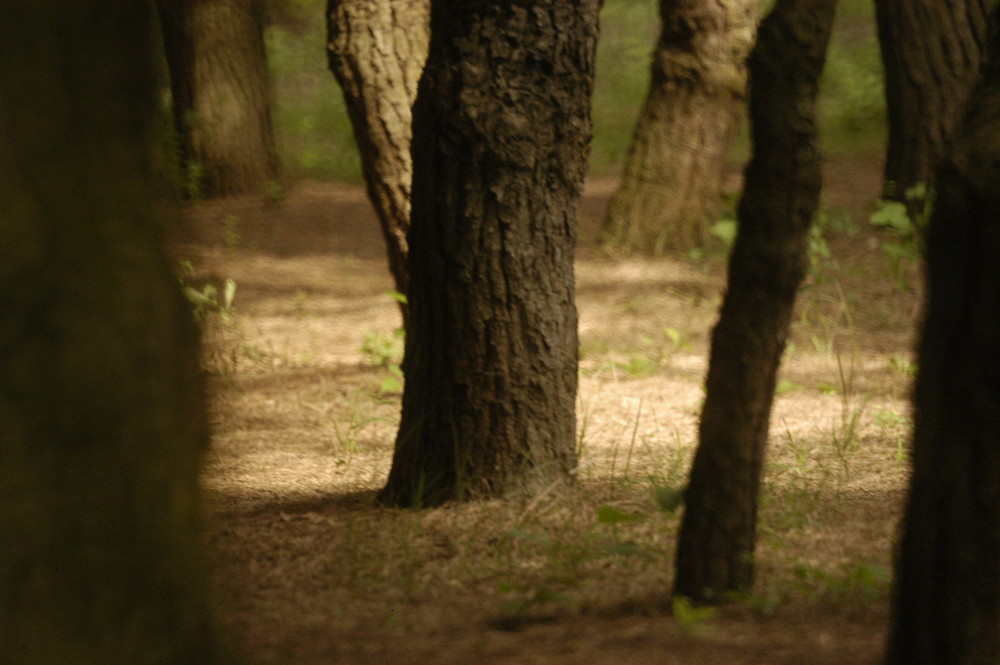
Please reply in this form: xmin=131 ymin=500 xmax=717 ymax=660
xmin=327 ymin=0 xmax=429 ymax=321
xmin=883 ymin=14 xmax=1000 ymax=665
xmin=157 ymin=0 xmax=278 ymax=197
xmin=379 ymin=0 xmax=600 ymax=507
xmin=0 ymin=4 xmax=217 ymax=663
xmin=674 ymin=0 xmax=836 ymax=603
xmin=599 ymin=0 xmax=758 ymax=255
xmin=875 ymin=0 xmax=990 ymax=215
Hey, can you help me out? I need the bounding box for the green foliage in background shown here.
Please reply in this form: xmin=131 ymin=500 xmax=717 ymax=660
xmin=266 ymin=4 xmax=361 ymax=182
xmin=261 ymin=0 xmax=884 ymax=183
xmin=589 ymin=0 xmax=660 ymax=176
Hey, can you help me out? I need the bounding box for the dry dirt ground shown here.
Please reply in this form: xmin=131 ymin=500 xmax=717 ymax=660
xmin=172 ymin=152 xmax=919 ymax=664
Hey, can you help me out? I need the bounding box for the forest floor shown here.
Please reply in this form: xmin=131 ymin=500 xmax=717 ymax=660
xmin=173 ymin=151 xmax=919 ymax=664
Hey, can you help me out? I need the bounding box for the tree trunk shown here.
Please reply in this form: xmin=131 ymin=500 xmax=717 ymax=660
xmin=599 ymin=0 xmax=759 ymax=255
xmin=0 ymin=4 xmax=217 ymax=664
xmin=157 ymin=0 xmax=278 ymax=197
xmin=875 ymin=0 xmax=990 ymax=213
xmin=673 ymin=0 xmax=837 ymax=603
xmin=326 ymin=0 xmax=429 ymax=318
xmin=883 ymin=15 xmax=1000 ymax=665
xmin=378 ymin=0 xmax=600 ymax=508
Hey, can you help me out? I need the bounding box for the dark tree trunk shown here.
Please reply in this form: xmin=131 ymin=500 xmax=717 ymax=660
xmin=326 ymin=0 xmax=429 ymax=321
xmin=599 ymin=0 xmax=759 ymax=255
xmin=883 ymin=15 xmax=1000 ymax=665
xmin=875 ymin=0 xmax=990 ymax=213
xmin=0 ymin=4 xmax=217 ymax=664
xmin=157 ymin=0 xmax=278 ymax=197
xmin=673 ymin=0 xmax=837 ymax=603
xmin=378 ymin=0 xmax=600 ymax=507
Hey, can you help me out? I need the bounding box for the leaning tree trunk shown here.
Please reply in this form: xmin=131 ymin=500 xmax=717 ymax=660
xmin=673 ymin=0 xmax=837 ymax=603
xmin=599 ymin=0 xmax=759 ymax=255
xmin=326 ymin=0 xmax=429 ymax=320
xmin=378 ymin=0 xmax=601 ymax=508
xmin=883 ymin=15 xmax=1000 ymax=665
xmin=157 ymin=0 xmax=278 ymax=197
xmin=875 ymin=0 xmax=990 ymax=215
xmin=0 ymin=4 xmax=217 ymax=664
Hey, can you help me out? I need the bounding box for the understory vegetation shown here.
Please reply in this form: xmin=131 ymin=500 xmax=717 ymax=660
xmin=170 ymin=2 xmax=909 ymax=662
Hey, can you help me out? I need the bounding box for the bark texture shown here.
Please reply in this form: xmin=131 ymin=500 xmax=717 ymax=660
xmin=599 ymin=0 xmax=759 ymax=255
xmin=875 ymin=0 xmax=990 ymax=209
xmin=379 ymin=0 xmax=600 ymax=507
xmin=883 ymin=15 xmax=1000 ymax=665
xmin=673 ymin=0 xmax=836 ymax=602
xmin=157 ymin=0 xmax=278 ymax=197
xmin=0 ymin=3 xmax=216 ymax=664
xmin=327 ymin=0 xmax=429 ymax=313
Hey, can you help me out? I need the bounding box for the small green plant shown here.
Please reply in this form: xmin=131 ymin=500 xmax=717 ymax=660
xmin=888 ymin=352 xmax=917 ymax=379
xmin=178 ymin=261 xmax=237 ymax=324
xmin=652 ymin=484 xmax=686 ymax=513
xmin=360 ymin=323 xmax=405 ymax=393
xmin=360 ymin=329 xmax=404 ymax=367
xmin=595 ymin=505 xmax=645 ymax=525
xmin=672 ymin=596 xmax=717 ymax=634
xmin=608 ymin=399 xmax=644 ymax=485
xmin=870 ymin=184 xmax=929 ymax=291
xmin=792 ymin=561 xmax=890 ymax=602
xmin=873 ymin=406 xmax=911 ymax=465
xmin=265 ymin=179 xmax=286 ymax=205
xmin=621 ymin=354 xmax=654 ymax=378
xmin=830 ymin=349 xmax=868 ymax=477
xmin=331 ymin=402 xmax=382 ymax=456
xmin=185 ymin=160 xmax=206 ymax=201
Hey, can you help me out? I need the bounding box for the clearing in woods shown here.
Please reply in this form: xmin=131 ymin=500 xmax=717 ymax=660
xmin=174 ymin=152 xmax=915 ymax=664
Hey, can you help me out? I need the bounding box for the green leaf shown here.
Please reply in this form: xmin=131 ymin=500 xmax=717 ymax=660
xmin=379 ymin=376 xmax=403 ymax=393
xmin=222 ymin=278 xmax=237 ymax=310
xmin=386 ymin=291 xmax=408 ymax=304
xmin=710 ymin=219 xmax=737 ymax=246
xmin=904 ymin=183 xmax=927 ymax=201
xmin=775 ymin=379 xmax=799 ymax=395
xmin=596 ymin=505 xmax=644 ymax=524
xmin=664 ymin=327 xmax=682 ymax=346
xmin=869 ymin=200 xmax=913 ymax=235
xmin=672 ymin=595 xmax=716 ymax=628
xmin=653 ymin=485 xmax=686 ymax=512
xmin=183 ymin=286 xmax=215 ymax=307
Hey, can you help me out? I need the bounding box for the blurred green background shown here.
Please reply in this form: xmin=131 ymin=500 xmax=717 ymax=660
xmin=265 ymin=0 xmax=885 ymax=184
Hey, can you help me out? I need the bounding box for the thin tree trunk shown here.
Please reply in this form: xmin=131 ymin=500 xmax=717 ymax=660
xmin=884 ymin=14 xmax=1000 ymax=665
xmin=157 ymin=0 xmax=278 ymax=197
xmin=875 ymin=0 xmax=990 ymax=212
xmin=673 ymin=0 xmax=837 ymax=603
xmin=599 ymin=0 xmax=758 ymax=255
xmin=0 ymin=4 xmax=217 ymax=663
xmin=326 ymin=0 xmax=429 ymax=320
xmin=379 ymin=0 xmax=600 ymax=507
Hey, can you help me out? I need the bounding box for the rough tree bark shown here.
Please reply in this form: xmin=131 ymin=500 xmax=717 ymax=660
xmin=599 ymin=0 xmax=759 ymax=255
xmin=326 ymin=0 xmax=429 ymax=316
xmin=0 ymin=3 xmax=217 ymax=664
xmin=157 ymin=0 xmax=278 ymax=197
xmin=673 ymin=0 xmax=837 ymax=603
xmin=883 ymin=14 xmax=1000 ymax=665
xmin=875 ymin=0 xmax=990 ymax=212
xmin=378 ymin=0 xmax=600 ymax=507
